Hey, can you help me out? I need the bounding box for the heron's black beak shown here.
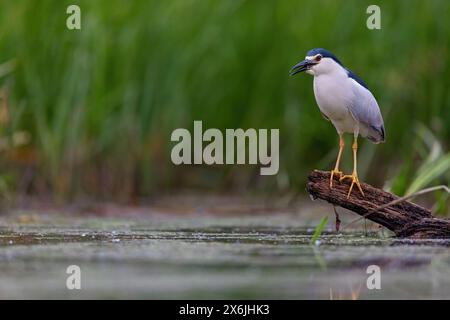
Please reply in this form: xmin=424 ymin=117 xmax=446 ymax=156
xmin=289 ymin=59 xmax=315 ymax=76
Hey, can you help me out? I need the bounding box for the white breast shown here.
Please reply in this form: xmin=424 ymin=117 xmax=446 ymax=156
xmin=313 ymin=73 xmax=357 ymax=134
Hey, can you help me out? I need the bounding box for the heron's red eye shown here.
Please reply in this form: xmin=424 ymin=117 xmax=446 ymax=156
xmin=315 ymin=55 xmax=322 ymax=62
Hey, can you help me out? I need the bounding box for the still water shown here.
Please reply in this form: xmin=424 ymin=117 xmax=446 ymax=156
xmin=0 ymin=208 xmax=449 ymax=299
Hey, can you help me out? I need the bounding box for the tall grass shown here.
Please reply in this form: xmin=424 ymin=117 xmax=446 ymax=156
xmin=0 ymin=0 xmax=449 ymax=200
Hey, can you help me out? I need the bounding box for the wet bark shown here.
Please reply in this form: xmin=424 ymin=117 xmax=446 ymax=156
xmin=306 ymin=170 xmax=450 ymax=239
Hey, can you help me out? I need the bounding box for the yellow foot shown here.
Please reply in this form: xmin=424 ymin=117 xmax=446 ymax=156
xmin=339 ymin=173 xmax=364 ymax=198
xmin=329 ymin=170 xmax=343 ymax=189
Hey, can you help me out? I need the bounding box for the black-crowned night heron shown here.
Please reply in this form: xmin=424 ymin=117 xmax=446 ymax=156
xmin=290 ymin=48 xmax=385 ymax=198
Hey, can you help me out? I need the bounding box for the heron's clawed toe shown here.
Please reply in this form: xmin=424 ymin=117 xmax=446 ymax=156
xmin=329 ymin=170 xmax=343 ymax=189
xmin=339 ymin=173 xmax=364 ymax=198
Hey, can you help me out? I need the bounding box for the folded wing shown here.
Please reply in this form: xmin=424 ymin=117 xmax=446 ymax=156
xmin=348 ymin=78 xmax=385 ymax=143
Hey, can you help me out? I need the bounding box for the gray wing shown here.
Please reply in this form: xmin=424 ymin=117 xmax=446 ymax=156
xmin=348 ymin=79 xmax=385 ymax=143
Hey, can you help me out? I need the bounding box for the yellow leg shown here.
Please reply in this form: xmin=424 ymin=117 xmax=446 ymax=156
xmin=330 ymin=134 xmax=344 ymax=189
xmin=339 ymin=136 xmax=364 ymax=198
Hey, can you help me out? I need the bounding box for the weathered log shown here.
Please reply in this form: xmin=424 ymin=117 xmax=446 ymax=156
xmin=306 ymin=170 xmax=450 ymax=239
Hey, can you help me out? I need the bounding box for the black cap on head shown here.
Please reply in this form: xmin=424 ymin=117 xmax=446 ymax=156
xmin=306 ymin=48 xmax=342 ymax=66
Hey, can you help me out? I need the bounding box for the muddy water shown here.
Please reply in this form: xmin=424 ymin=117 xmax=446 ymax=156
xmin=0 ymin=212 xmax=449 ymax=299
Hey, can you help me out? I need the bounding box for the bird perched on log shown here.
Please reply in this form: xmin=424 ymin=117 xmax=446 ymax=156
xmin=290 ymin=48 xmax=385 ymax=198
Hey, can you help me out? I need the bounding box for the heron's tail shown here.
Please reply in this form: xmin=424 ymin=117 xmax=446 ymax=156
xmin=367 ymin=124 xmax=385 ymax=143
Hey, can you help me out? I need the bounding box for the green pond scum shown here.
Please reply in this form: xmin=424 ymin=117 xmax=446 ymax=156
xmin=1 ymin=212 xmax=450 ymax=299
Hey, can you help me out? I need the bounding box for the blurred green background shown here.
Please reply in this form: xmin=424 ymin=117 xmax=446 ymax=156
xmin=0 ymin=0 xmax=448 ymax=209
